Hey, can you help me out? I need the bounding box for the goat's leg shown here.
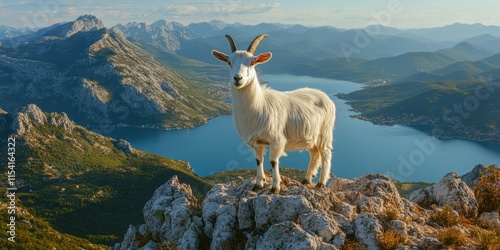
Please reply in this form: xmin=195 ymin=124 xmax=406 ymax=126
xmin=302 ymin=146 xmax=321 ymax=185
xmin=316 ymin=149 xmax=332 ymax=188
xmin=253 ymin=145 xmax=266 ymax=191
xmin=269 ymin=147 xmax=284 ymax=194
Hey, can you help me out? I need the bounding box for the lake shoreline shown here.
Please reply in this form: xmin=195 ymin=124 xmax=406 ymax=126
xmin=108 ymin=74 xmax=500 ymax=183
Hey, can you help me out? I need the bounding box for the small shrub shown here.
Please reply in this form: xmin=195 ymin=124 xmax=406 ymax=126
xmin=471 ymin=228 xmax=500 ymax=250
xmin=474 ymin=166 xmax=500 ymax=214
xmin=159 ymin=241 xmax=180 ymax=250
xmin=385 ymin=208 xmax=399 ymax=221
xmin=193 ymin=194 xmax=205 ymax=214
xmin=340 ymin=238 xmax=361 ymax=250
xmin=430 ymin=205 xmax=459 ymax=227
xmin=376 ymin=229 xmax=408 ymax=250
xmin=438 ymin=228 xmax=466 ymax=248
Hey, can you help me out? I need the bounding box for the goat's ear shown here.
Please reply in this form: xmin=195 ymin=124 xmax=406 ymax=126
xmin=251 ymin=52 xmax=272 ymax=66
xmin=212 ymin=50 xmax=229 ymax=63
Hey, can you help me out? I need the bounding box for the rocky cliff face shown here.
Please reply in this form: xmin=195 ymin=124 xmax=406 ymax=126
xmin=113 ymin=169 xmax=500 ymax=250
xmin=38 ymin=14 xmax=105 ymax=38
xmin=11 ymin=104 xmax=75 ymax=135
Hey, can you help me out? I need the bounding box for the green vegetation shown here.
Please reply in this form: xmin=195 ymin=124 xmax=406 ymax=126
xmin=0 ymin=111 xmax=212 ymax=246
xmin=342 ymin=79 xmax=500 ymax=141
xmin=0 ymin=200 xmax=108 ymax=250
xmin=392 ymin=180 xmax=432 ymax=198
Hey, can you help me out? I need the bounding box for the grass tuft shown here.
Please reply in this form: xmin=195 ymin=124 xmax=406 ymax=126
xmin=376 ymin=229 xmax=408 ymax=250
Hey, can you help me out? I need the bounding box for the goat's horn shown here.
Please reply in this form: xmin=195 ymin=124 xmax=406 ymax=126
xmin=247 ymin=34 xmax=268 ymax=54
xmin=225 ymin=35 xmax=238 ymax=53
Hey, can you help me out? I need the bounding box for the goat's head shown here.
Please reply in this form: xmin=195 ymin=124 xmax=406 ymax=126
xmin=212 ymin=34 xmax=272 ymax=89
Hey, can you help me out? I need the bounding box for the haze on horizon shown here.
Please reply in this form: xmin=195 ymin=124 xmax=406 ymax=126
xmin=1 ymin=0 xmax=499 ymax=30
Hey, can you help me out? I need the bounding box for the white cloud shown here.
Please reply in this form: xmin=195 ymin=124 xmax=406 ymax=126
xmin=153 ymin=3 xmax=280 ymax=17
xmin=65 ymin=7 xmax=77 ymax=14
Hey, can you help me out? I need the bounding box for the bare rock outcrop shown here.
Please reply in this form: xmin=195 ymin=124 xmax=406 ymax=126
xmin=11 ymin=104 xmax=75 ymax=135
xmin=114 ymin=171 xmax=493 ymax=249
xmin=115 ymin=139 xmax=135 ymax=154
xmin=409 ymin=172 xmax=478 ymax=218
xmin=477 ymin=211 xmax=500 ymax=234
xmin=461 ymin=164 xmax=500 ymax=189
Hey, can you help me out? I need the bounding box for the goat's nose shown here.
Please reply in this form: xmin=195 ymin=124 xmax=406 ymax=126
xmin=234 ymin=75 xmax=243 ymax=81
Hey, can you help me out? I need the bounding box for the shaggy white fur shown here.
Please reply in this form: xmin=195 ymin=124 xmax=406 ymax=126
xmin=212 ymin=34 xmax=336 ymax=194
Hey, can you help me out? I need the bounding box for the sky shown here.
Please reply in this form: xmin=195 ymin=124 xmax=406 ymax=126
xmin=0 ymin=0 xmax=499 ymax=29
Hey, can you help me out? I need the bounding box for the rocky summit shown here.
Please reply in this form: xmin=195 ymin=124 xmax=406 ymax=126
xmin=113 ymin=167 xmax=500 ymax=250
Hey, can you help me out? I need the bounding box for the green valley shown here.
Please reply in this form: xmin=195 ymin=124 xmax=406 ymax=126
xmin=0 ymin=105 xmax=212 ymax=247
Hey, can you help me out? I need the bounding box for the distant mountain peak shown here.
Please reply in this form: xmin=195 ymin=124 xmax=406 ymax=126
xmin=40 ymin=14 xmax=105 ymax=38
xmin=150 ymin=20 xmax=185 ymax=30
xmin=447 ymin=22 xmax=485 ymax=28
xmin=208 ymin=20 xmax=229 ymax=30
xmin=453 ymin=41 xmax=475 ymax=49
xmin=76 ymin=14 xmax=100 ymax=22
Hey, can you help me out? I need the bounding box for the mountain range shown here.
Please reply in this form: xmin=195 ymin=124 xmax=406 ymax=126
xmin=0 ymin=15 xmax=230 ymax=131
xmin=1 ymin=15 xmax=500 ymax=248
xmin=3 ymin=15 xmax=500 ymax=140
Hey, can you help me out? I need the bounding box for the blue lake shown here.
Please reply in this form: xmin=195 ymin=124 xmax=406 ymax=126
xmin=108 ymin=74 xmax=500 ymax=182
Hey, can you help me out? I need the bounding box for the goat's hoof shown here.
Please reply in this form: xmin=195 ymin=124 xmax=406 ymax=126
xmin=301 ymin=179 xmax=311 ymax=185
xmin=270 ymin=187 xmax=281 ymax=194
xmin=252 ymin=184 xmax=264 ymax=191
xmin=315 ymin=183 xmax=325 ymax=189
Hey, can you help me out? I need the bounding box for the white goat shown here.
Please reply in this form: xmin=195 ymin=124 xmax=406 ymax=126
xmin=212 ymin=34 xmax=336 ymax=194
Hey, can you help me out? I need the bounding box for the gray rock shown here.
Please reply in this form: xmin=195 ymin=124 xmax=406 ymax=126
xmin=43 ymin=14 xmax=105 ymax=38
xmin=119 ymin=225 xmax=139 ymax=250
xmin=115 ymin=175 xmax=203 ymax=250
xmin=409 ymin=172 xmax=478 ymax=218
xmin=177 ymin=216 xmax=203 ymax=250
xmin=300 ymin=212 xmax=339 ymax=242
xmin=139 ymin=240 xmax=158 ymax=250
xmin=252 ymin=194 xmax=313 ymax=229
xmin=462 ymin=164 xmax=488 ymax=187
xmin=115 ymin=171 xmax=492 ymax=249
xmin=116 ymin=139 xmax=135 ymax=154
xmin=10 ymin=104 xmax=75 ymax=135
xmin=142 ymin=176 xmax=199 ymax=246
xmin=418 ymin=237 xmax=443 ymax=250
xmin=389 ymin=220 xmax=408 ymax=236
xmin=12 ymin=104 xmax=47 ymax=135
xmin=477 ymin=211 xmax=500 ymax=234
xmin=433 ymin=173 xmax=478 ymax=218
xmin=208 ymin=204 xmax=238 ymax=249
xmin=408 ymin=186 xmax=435 ymax=208
xmin=355 ymin=214 xmax=383 ymax=250
xmin=330 ymin=174 xmax=403 ymax=213
xmin=256 ymin=221 xmax=321 ymax=250
xmin=48 ymin=112 xmax=74 ymax=132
